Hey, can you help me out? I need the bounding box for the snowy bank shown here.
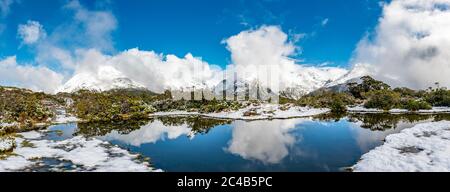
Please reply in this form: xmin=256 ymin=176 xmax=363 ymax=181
xmin=347 ymin=106 xmax=450 ymax=114
xmin=0 ymin=137 xmax=15 ymax=152
xmin=52 ymin=109 xmax=80 ymax=124
xmin=353 ymin=121 xmax=450 ymax=172
xmin=151 ymin=104 xmax=329 ymax=120
xmin=0 ymin=131 xmax=161 ymax=172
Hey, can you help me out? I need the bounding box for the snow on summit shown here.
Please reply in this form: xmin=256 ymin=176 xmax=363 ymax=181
xmin=57 ymin=65 xmax=146 ymax=93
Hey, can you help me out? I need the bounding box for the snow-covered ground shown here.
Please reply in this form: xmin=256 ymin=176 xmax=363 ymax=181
xmin=0 ymin=131 xmax=161 ymax=172
xmin=347 ymin=106 xmax=450 ymax=114
xmin=0 ymin=137 xmax=15 ymax=152
xmin=52 ymin=109 xmax=80 ymax=124
xmin=347 ymin=106 xmax=383 ymax=113
xmin=152 ymin=105 xmax=450 ymax=120
xmin=353 ymin=121 xmax=450 ymax=172
xmin=151 ymin=104 xmax=330 ymax=120
xmin=0 ymin=122 xmax=18 ymax=128
xmin=1 ymin=109 xmax=79 ymax=128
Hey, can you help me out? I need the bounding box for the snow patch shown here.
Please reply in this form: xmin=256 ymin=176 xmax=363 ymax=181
xmin=151 ymin=104 xmax=329 ymax=120
xmin=353 ymin=121 xmax=450 ymax=172
xmin=0 ymin=131 xmax=161 ymax=172
xmin=53 ymin=109 xmax=80 ymax=124
xmin=347 ymin=106 xmax=450 ymax=114
xmin=19 ymin=131 xmax=42 ymax=139
xmin=0 ymin=137 xmax=15 ymax=152
xmin=0 ymin=122 xmax=18 ymax=128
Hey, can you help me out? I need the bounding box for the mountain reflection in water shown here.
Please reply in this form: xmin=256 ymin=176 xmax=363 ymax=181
xmin=45 ymin=114 xmax=450 ymax=172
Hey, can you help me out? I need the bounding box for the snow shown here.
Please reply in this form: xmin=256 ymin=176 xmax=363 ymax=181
xmin=347 ymin=106 xmax=450 ymax=114
xmin=151 ymin=104 xmax=329 ymax=120
xmin=0 ymin=122 xmax=18 ymax=127
xmin=53 ymin=116 xmax=79 ymax=124
xmin=56 ymin=66 xmax=147 ymax=93
xmin=325 ymin=63 xmax=371 ymax=87
xmin=20 ymin=131 xmax=42 ymax=139
xmin=389 ymin=107 xmax=450 ymax=114
xmin=353 ymin=121 xmax=450 ymax=172
xmin=282 ymin=66 xmax=348 ymax=99
xmin=53 ymin=109 xmax=80 ymax=124
xmin=152 ymin=111 xmax=200 ymax=117
xmin=417 ymin=107 xmax=450 ymax=113
xmin=0 ymin=131 xmax=161 ymax=172
xmin=0 ymin=137 xmax=15 ymax=152
xmin=347 ymin=106 xmax=383 ymax=113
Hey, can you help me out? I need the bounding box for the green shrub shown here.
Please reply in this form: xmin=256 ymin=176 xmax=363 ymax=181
xmin=0 ymin=86 xmax=56 ymax=124
xmin=330 ymin=98 xmax=347 ymax=113
xmin=404 ymin=100 xmax=432 ymax=111
xmin=297 ymin=92 xmax=355 ymax=110
xmin=425 ymin=88 xmax=450 ymax=107
xmin=364 ymin=90 xmax=401 ymax=110
xmin=348 ymin=76 xmax=391 ymax=99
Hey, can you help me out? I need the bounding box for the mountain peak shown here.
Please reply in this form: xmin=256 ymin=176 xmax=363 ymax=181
xmin=56 ymin=71 xmax=146 ymax=93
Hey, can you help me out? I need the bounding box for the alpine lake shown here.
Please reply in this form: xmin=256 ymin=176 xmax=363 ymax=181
xmin=40 ymin=113 xmax=450 ymax=172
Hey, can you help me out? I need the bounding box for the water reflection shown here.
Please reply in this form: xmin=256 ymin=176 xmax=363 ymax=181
xmin=76 ymin=117 xmax=231 ymax=146
xmin=226 ymin=119 xmax=308 ymax=164
xmin=101 ymin=120 xmax=193 ymax=146
xmin=315 ymin=113 xmax=450 ymax=131
xmin=62 ymin=113 xmax=450 ymax=171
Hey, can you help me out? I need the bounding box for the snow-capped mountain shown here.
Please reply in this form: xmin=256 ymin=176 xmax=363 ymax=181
xmin=56 ymin=63 xmax=369 ymax=98
xmin=281 ymin=67 xmax=348 ymax=99
xmin=211 ymin=66 xmax=349 ymax=100
xmin=56 ymin=66 xmax=146 ymax=93
xmin=57 ymin=73 xmax=146 ymax=93
xmin=212 ymin=79 xmax=277 ymax=100
xmin=325 ymin=63 xmax=371 ymax=88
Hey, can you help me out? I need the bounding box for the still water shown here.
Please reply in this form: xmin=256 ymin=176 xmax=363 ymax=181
xmin=43 ymin=114 xmax=450 ymax=172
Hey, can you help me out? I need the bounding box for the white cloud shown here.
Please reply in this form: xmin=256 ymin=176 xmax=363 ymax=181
xmin=62 ymin=48 xmax=223 ymax=93
xmin=0 ymin=56 xmax=64 ymax=93
xmin=223 ymin=25 xmax=347 ymax=94
xmin=17 ymin=20 xmax=46 ymax=45
xmin=353 ymin=0 xmax=450 ymax=89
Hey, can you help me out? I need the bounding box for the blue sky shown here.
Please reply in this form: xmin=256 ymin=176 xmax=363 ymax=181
xmin=0 ymin=0 xmax=386 ymax=68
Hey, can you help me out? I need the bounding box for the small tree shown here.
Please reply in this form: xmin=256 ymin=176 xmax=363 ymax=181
xmin=364 ymin=90 xmax=401 ymax=110
xmin=330 ymin=97 xmax=347 ymax=114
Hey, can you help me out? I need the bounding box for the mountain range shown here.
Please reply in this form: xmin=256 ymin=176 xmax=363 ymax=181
xmin=57 ymin=65 xmax=370 ymax=99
